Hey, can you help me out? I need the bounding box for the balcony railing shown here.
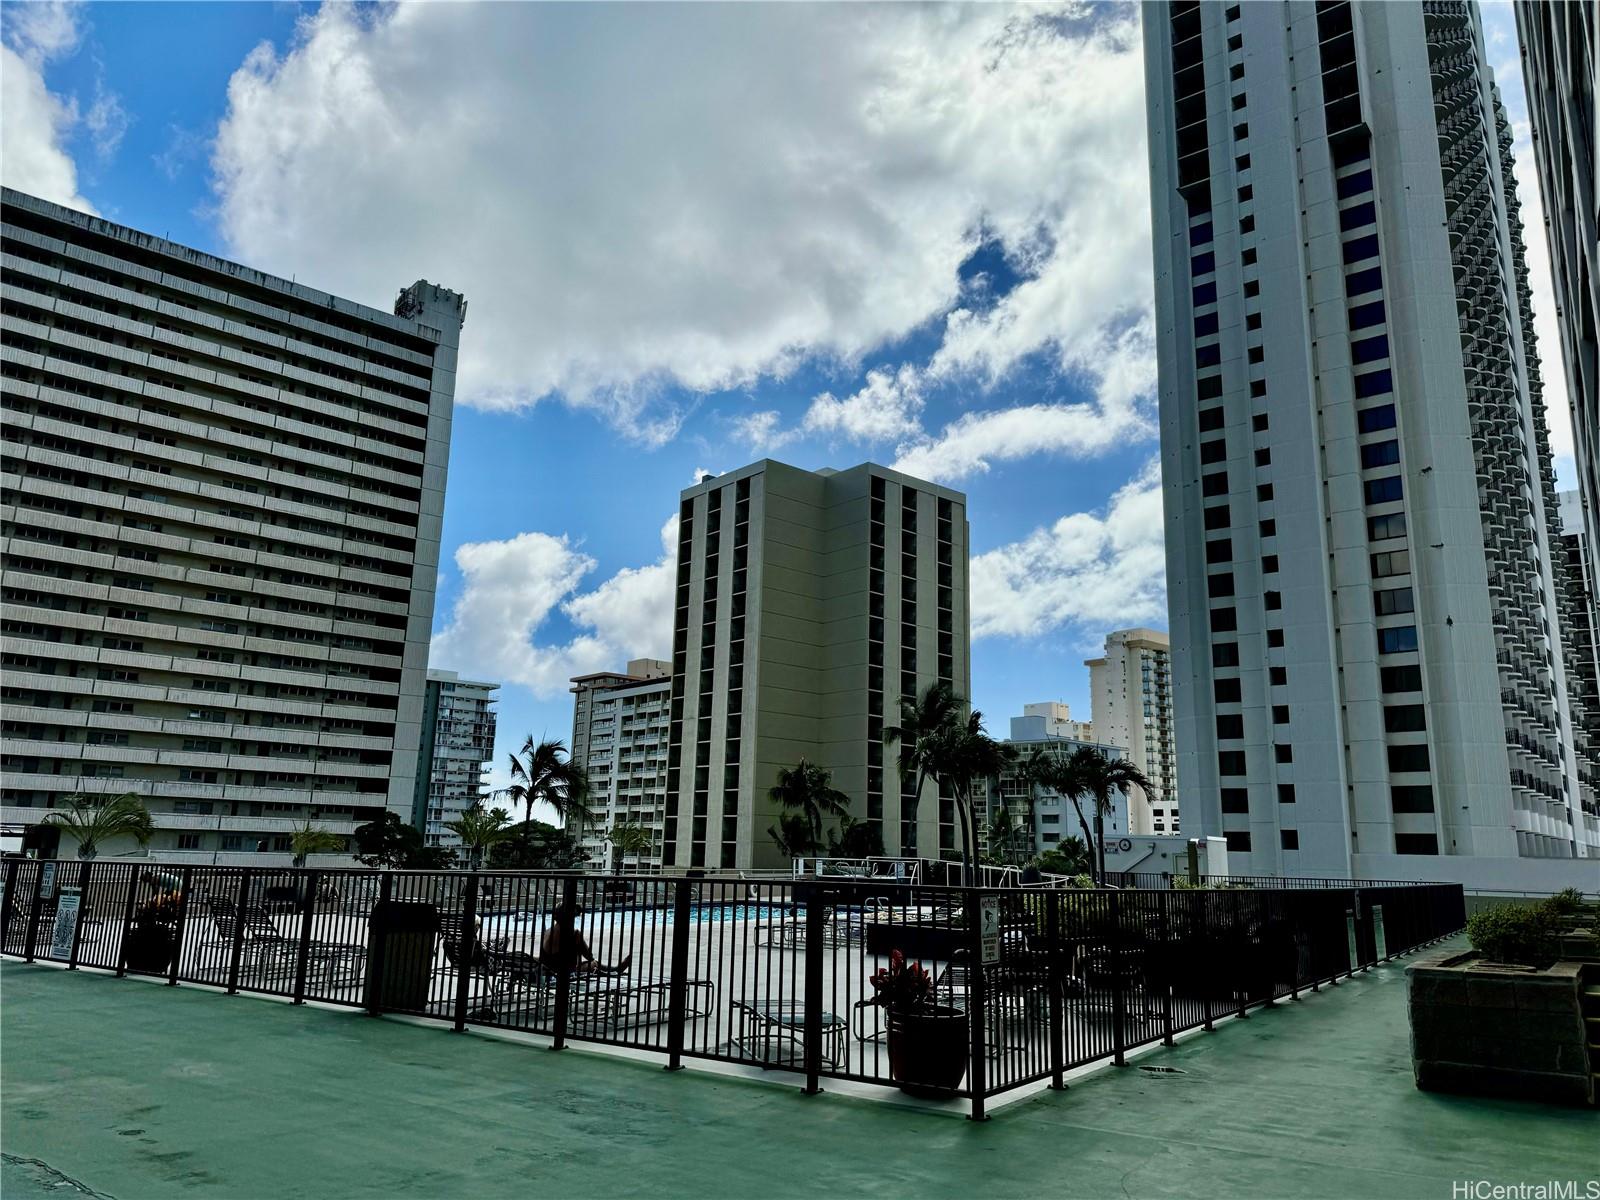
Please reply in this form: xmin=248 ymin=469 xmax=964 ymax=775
xmin=0 ymin=861 xmax=1464 ymax=1119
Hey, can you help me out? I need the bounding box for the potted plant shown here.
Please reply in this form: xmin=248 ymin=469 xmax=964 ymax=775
xmin=124 ymin=875 xmax=182 ymax=974
xmin=867 ymin=949 xmax=967 ymax=1094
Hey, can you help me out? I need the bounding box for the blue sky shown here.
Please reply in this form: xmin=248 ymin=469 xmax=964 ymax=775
xmin=2 ymin=1 xmax=1573 ymax=786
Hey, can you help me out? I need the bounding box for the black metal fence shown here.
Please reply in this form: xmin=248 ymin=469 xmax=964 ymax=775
xmin=1104 ymin=870 xmax=1442 ymax=891
xmin=0 ymin=859 xmax=1464 ymax=1119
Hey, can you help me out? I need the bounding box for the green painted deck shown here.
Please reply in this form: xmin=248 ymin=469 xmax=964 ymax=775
xmin=3 ymin=948 xmax=1594 ymax=1199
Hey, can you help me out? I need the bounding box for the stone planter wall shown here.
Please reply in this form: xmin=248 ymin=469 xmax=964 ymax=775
xmin=1406 ymin=949 xmax=1593 ymax=1106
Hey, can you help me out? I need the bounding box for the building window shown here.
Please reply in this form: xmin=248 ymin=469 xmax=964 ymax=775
xmin=1395 ymin=833 xmax=1439 ymax=856
xmin=1374 ymin=587 xmax=1414 ymax=616
xmin=177 ymin=834 xmax=201 ymax=850
xmin=1207 ymin=539 xmax=1233 ymax=564
xmin=1368 ymin=512 xmax=1406 ymax=540
xmin=1352 ymin=335 xmax=1389 ymax=365
xmin=1210 ymin=607 xmax=1238 ymax=633
xmin=1217 ymin=714 xmax=1244 ymax=739
xmin=1205 ymin=504 xmax=1231 ymax=530
xmin=1218 ymin=750 xmax=1247 ymax=775
xmin=1391 ymin=785 xmax=1434 ymax=813
xmin=1381 ymin=665 xmax=1422 ymax=693
xmin=1277 ymin=783 xmax=1296 ymax=804
xmin=1377 ymin=625 xmax=1418 ymax=654
xmin=1280 ymin=829 xmax=1299 ymax=850
xmin=1224 ymin=830 xmax=1252 ymax=852
xmin=1383 ymin=704 xmax=1426 ymax=733
xmin=1358 ymin=404 xmax=1397 ymax=433
xmin=1215 ymin=677 xmax=1242 ymax=703
xmin=1360 ymin=440 xmax=1400 ymax=469
xmin=1387 ymin=744 xmax=1430 ymax=773
xmin=1264 ymin=590 xmax=1282 ymax=610
xmin=1355 ymin=368 xmax=1393 ymax=398
xmin=1213 ymin=642 xmax=1240 ymax=668
xmin=1272 ymin=705 xmax=1289 ymax=724
xmin=1364 ymin=476 xmax=1404 ymax=505
xmin=1262 ymin=554 xmax=1279 ymax=573
xmin=1274 ymin=743 xmax=1293 ymax=763
xmin=1269 ymin=666 xmax=1288 ymax=686
xmin=1266 ymin=627 xmax=1284 ymax=647
xmin=1221 ymin=788 xmax=1249 ymax=813
xmin=1252 ymin=412 xmax=1268 ymax=431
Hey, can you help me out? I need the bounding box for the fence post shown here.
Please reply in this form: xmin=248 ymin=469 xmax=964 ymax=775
xmin=115 ymin=867 xmax=139 ymax=977
xmin=1199 ymin=892 xmax=1214 ymax=1031
xmin=1045 ymin=891 xmax=1066 ymax=1090
xmin=0 ymin=857 xmax=18 ymax=958
xmin=453 ymin=873 xmax=480 ymax=1033
xmin=665 ymin=878 xmax=692 ymax=1071
xmin=67 ymin=860 xmax=92 ymax=969
xmin=551 ymin=876 xmax=578 ymax=1051
xmin=292 ymin=871 xmax=318 ymax=1005
xmin=23 ymin=860 xmax=47 ymax=963
xmin=801 ymin=886 xmax=825 ymax=1095
xmin=965 ymin=889 xmax=989 ymax=1121
xmin=367 ymin=872 xmax=393 ymax=1016
xmin=1108 ymin=889 xmax=1127 ymax=1066
xmin=226 ymin=870 xmax=251 ymax=994
xmin=1157 ymin=890 xmax=1174 ymax=1047
xmin=1232 ymin=889 xmax=1250 ymax=1018
xmin=166 ymin=867 xmax=194 ymax=986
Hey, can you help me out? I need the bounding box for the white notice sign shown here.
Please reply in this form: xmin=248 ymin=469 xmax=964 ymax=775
xmin=979 ymin=897 xmax=1001 ymax=965
xmin=50 ymin=887 xmax=80 ymax=958
xmin=39 ymin=861 xmax=57 ymax=900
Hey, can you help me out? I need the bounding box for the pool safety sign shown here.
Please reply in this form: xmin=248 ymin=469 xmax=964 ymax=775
xmin=50 ymin=888 xmax=80 ymax=958
xmin=979 ymin=897 xmax=1001 ymax=964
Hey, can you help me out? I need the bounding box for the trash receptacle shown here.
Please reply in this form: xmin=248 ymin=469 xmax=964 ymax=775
xmin=365 ymin=899 xmax=439 ymax=1011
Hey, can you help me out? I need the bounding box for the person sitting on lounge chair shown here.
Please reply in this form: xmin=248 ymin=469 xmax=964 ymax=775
xmin=540 ymin=902 xmax=631 ymax=975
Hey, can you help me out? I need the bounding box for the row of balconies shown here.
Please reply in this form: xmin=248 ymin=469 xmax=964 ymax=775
xmin=1 ymin=356 xmax=423 ymax=521
xmin=3 ymin=668 xmax=396 ymax=726
xmin=2 ymin=738 xmax=388 ymax=779
xmin=2 ymin=773 xmax=386 ymax=806
xmin=2 ymin=231 xmax=435 ymax=384
xmin=0 ymin=702 xmax=394 ymax=752
xmin=0 ymin=280 xmax=432 ymax=429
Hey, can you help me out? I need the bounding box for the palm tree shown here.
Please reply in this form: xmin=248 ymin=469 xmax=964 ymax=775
xmin=41 ymin=792 xmax=154 ymax=859
xmin=605 ymin=821 xmax=653 ymax=871
xmin=1020 ymin=749 xmax=1098 ymax=881
xmin=886 ymin=685 xmax=1013 ymax=885
xmin=444 ymin=803 xmax=513 ymax=870
xmin=500 ymin=736 xmax=591 ymax=829
xmin=1075 ymin=750 xmax=1152 ymax=883
xmin=289 ymin=821 xmax=344 ymax=868
xmin=767 ymin=759 xmax=851 ymax=858
xmin=884 ymin=682 xmax=962 ymax=855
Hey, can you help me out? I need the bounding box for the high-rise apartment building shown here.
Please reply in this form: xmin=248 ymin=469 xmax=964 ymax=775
xmin=414 ymin=670 xmax=497 ymax=849
xmin=665 ymin=461 xmax=970 ymax=870
xmin=1144 ymin=2 xmax=1596 ymax=880
xmin=569 ymin=659 xmax=670 ymax=869
xmin=1516 ymin=0 xmax=1597 ymax=598
xmin=1085 ymin=628 xmax=1179 ymax=835
xmin=0 ymin=189 xmax=465 ymax=864
xmin=1557 ymin=491 xmax=1599 ymax=816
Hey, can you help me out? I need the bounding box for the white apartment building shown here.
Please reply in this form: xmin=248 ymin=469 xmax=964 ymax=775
xmin=982 ymin=721 xmax=1130 ymax=861
xmin=665 ymin=461 xmax=971 ymax=870
xmin=1012 ymin=701 xmax=1095 ymax=743
xmin=569 ymin=659 xmax=670 ymax=870
xmin=0 ymin=188 xmax=465 ymax=865
xmin=1144 ymin=1 xmax=1596 ymax=885
xmin=415 ymin=670 xmax=497 ymax=849
xmin=1085 ymin=629 xmax=1179 ymax=836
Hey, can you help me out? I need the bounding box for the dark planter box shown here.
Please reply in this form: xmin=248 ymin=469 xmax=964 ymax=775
xmin=1406 ymin=950 xmax=1593 ymax=1106
xmin=124 ymin=923 xmax=177 ymax=975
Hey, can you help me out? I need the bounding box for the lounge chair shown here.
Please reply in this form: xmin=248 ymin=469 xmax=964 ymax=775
xmin=732 ymin=1000 xmax=847 ymax=1068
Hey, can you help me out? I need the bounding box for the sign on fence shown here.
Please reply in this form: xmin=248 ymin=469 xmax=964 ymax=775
xmin=979 ymin=897 xmax=1001 ymax=965
xmin=1345 ymin=909 xmax=1359 ymax=971
xmin=39 ymin=862 xmax=57 ymax=900
xmin=50 ymin=888 xmax=80 ymax=958
xmin=1372 ymin=905 xmax=1387 ymax=960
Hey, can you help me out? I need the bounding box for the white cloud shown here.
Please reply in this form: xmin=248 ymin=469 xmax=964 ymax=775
xmin=970 ymin=462 xmax=1165 ymax=639
xmin=210 ymin=3 xmax=1149 ymax=442
xmin=0 ymin=1 xmax=95 ymax=213
xmin=736 ymin=363 xmax=926 ymax=453
xmin=804 ymin=365 xmax=926 ymax=444
xmin=84 ymin=77 xmax=129 ymax=160
xmin=430 ymin=517 xmax=677 ymax=700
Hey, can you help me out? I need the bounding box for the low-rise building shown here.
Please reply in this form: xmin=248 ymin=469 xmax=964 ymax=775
xmin=981 ymin=717 xmax=1129 ymax=862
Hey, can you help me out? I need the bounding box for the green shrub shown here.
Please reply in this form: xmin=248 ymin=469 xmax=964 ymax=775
xmin=1466 ymin=903 xmax=1559 ymax=968
xmin=1543 ymin=887 xmax=1583 ymax=916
